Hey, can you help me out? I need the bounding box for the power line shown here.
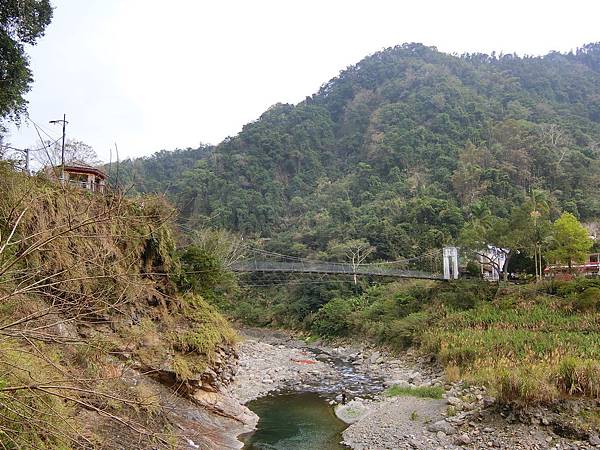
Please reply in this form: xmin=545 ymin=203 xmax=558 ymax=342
xmin=0 ymin=136 xmax=62 ymax=154
xmin=26 ymin=116 xmax=59 ymax=142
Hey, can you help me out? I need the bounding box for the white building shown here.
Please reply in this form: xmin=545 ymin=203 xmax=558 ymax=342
xmin=479 ymin=245 xmax=508 ymax=281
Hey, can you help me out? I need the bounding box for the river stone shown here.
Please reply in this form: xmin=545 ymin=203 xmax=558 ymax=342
xmin=408 ymin=371 xmax=421 ymax=383
xmin=335 ymin=400 xmax=371 ymax=424
xmin=427 ymin=420 xmax=457 ymax=435
xmin=446 ymin=396 xmax=461 ymax=406
xmin=369 ymin=351 xmax=381 ymax=364
xmin=455 ymin=433 xmax=472 ymax=445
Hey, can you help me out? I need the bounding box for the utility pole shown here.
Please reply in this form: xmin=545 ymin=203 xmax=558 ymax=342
xmin=49 ymin=114 xmax=68 ymax=182
xmin=114 ymin=143 xmax=120 ymax=190
xmin=25 ymin=148 xmax=30 ymax=175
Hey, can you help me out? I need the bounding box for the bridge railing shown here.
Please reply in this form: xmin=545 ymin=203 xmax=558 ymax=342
xmin=230 ymin=260 xmax=443 ymax=280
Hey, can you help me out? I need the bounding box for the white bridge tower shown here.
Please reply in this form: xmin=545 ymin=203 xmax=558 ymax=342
xmin=443 ymin=247 xmax=459 ymax=280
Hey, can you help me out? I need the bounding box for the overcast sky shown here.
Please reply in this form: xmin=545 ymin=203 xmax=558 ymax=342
xmin=7 ymin=0 xmax=600 ymax=163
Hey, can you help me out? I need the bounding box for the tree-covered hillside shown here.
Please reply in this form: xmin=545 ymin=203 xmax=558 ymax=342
xmin=109 ymin=145 xmax=212 ymax=194
xmin=133 ymin=43 xmax=600 ymax=261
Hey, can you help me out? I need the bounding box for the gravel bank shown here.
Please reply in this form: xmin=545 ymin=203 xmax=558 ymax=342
xmin=341 ymin=393 xmax=595 ymax=449
xmin=228 ymin=335 xmax=339 ymax=403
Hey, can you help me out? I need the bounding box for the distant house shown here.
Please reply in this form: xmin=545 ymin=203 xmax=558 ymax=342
xmin=47 ymin=160 xmax=107 ymax=193
xmin=545 ymin=253 xmax=600 ymax=278
xmin=478 ymin=245 xmax=508 ymax=281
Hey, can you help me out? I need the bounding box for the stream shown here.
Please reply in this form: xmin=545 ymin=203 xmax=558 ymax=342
xmin=231 ymin=329 xmax=583 ymax=450
xmin=241 ymin=392 xmax=346 ymax=450
xmin=239 ymin=345 xmax=383 ymax=449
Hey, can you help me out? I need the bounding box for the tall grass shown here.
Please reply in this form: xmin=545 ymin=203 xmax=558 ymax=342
xmin=300 ymin=278 xmax=600 ymax=405
xmin=421 ymin=282 xmax=600 ymax=404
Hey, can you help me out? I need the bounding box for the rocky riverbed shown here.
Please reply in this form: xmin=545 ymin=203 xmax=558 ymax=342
xmin=230 ymin=327 xmax=599 ymax=449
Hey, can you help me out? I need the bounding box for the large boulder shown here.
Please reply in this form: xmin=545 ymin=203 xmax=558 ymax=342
xmin=427 ymin=419 xmax=457 ymax=435
xmin=335 ymin=400 xmax=371 ymax=424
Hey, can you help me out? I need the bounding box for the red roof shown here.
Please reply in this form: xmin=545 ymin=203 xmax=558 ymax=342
xmin=62 ymin=160 xmax=107 ymax=180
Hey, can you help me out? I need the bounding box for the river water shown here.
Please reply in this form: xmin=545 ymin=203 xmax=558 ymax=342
xmin=242 ymin=392 xmax=346 ymax=450
xmin=241 ymin=346 xmax=384 ymax=449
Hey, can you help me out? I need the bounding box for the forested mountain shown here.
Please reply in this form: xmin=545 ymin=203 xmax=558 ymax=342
xmin=108 ymin=145 xmax=212 ymax=194
xmin=131 ymin=43 xmax=600 ymax=261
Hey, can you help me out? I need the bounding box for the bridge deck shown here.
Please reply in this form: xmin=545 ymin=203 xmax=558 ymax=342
xmin=231 ymin=261 xmax=444 ymax=280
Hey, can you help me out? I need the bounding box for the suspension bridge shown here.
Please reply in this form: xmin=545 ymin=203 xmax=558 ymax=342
xmin=230 ymin=246 xmax=459 ymax=281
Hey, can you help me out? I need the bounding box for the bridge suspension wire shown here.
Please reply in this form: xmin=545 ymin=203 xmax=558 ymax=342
xmin=171 ymin=222 xmax=444 ymax=279
xmin=241 ymin=279 xmax=366 ymax=287
xmin=238 ymin=243 xmax=440 ymax=267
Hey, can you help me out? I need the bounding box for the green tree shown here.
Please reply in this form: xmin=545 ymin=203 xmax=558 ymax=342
xmin=525 ymin=189 xmax=552 ymax=281
xmin=546 ymin=212 xmax=593 ymax=271
xmin=0 ymin=0 xmax=53 ymax=129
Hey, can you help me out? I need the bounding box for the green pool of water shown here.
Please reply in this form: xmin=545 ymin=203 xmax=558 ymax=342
xmin=242 ymin=392 xmax=347 ymax=450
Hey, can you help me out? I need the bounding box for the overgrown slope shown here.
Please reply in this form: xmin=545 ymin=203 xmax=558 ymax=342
xmin=311 ymin=279 xmax=600 ymax=408
xmin=0 ymin=164 xmax=245 ymax=449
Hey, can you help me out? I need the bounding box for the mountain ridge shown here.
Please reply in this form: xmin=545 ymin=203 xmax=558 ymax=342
xmin=115 ymin=42 xmax=600 ymax=260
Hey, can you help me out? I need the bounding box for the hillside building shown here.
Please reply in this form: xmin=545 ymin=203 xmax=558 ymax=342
xmin=47 ymin=160 xmax=107 ymax=193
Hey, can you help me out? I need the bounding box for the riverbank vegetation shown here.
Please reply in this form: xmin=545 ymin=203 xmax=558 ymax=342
xmin=384 ymin=385 xmax=445 ymax=399
xmin=329 ymin=279 xmax=599 ymax=405
xmin=224 ymin=277 xmax=600 ymax=407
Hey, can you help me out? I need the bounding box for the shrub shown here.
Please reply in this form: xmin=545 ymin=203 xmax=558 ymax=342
xmin=174 ymin=294 xmax=237 ymax=361
xmin=555 ymin=357 xmax=600 ymax=398
xmin=552 ymin=278 xmax=600 ymax=298
xmin=434 ymin=280 xmax=495 ymax=310
xmin=383 ymin=312 xmax=430 ymax=350
xmin=574 ymin=287 xmax=600 ymax=312
xmin=444 ymin=365 xmax=461 ymax=383
xmin=176 ymin=245 xmax=229 ymax=296
xmin=496 ymin=366 xmax=559 ymax=404
xmin=311 ymin=297 xmax=356 ymax=337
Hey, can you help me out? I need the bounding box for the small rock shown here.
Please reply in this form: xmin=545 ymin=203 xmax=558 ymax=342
xmin=447 ymin=396 xmax=461 ymax=406
xmin=369 ymin=351 xmax=381 ymax=364
xmin=408 ymin=371 xmax=421 ymax=383
xmin=589 ymin=433 xmax=600 ymax=446
xmin=482 ymin=397 xmax=496 ymax=408
xmin=335 ymin=400 xmax=370 ymax=424
xmin=455 ymin=433 xmax=472 ymax=445
xmin=427 ymin=420 xmax=457 ymax=435
xmin=541 ymin=416 xmax=550 ymax=426
xmin=391 ymin=379 xmax=411 ymax=388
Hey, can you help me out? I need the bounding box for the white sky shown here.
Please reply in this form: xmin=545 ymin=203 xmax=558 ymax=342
xmin=6 ymin=0 xmax=600 ymax=163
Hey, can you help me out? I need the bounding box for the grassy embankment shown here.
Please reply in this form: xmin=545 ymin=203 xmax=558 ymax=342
xmin=231 ymin=276 xmax=599 ymax=406
xmin=314 ymin=279 xmax=600 ymax=405
xmin=0 ymin=164 xmax=235 ymax=448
